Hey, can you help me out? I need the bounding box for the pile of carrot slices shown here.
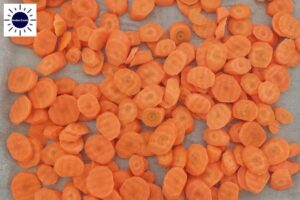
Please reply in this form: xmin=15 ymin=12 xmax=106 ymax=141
xmin=6 ymin=0 xmax=300 ymax=199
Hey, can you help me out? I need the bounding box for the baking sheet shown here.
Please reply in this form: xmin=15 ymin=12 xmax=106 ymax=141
xmin=0 ymin=0 xmax=300 ymax=199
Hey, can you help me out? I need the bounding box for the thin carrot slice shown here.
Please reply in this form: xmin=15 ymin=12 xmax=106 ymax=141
xmin=228 ymin=19 xmax=253 ymax=36
xmin=7 ymin=132 xmax=33 ymax=162
xmin=258 ymin=81 xmax=280 ymax=104
xmin=274 ymin=107 xmax=294 ymax=125
xmin=54 ymin=154 xmax=84 ymax=177
xmin=18 ymin=139 xmax=42 ymax=168
xmin=73 ymin=82 xmax=101 ymax=99
xmin=275 ymin=39 xmax=299 ymax=67
xmin=218 ymin=181 xmax=239 ymax=200
xmin=224 ymin=57 xmax=251 ymax=75
xmin=186 ymin=144 xmax=208 ymax=176
xmin=206 ymin=43 xmax=228 ymax=72
xmin=270 ymin=169 xmax=293 ymax=191
xmin=163 ymin=167 xmax=187 ymax=199
xmin=142 ymin=107 xmax=165 ymax=127
xmin=163 ymin=50 xmax=187 ymax=76
xmin=120 ymin=177 xmax=150 ymax=200
xmin=8 ymin=67 xmax=38 ymax=94
xmin=266 ymin=0 xmax=293 ymax=16
xmin=225 ymin=35 xmax=251 ymax=59
xmin=10 ymin=36 xmax=34 ymax=46
xmin=129 ymin=155 xmax=148 ymax=176
xmin=113 ymin=68 xmax=142 ymax=96
xmin=201 ymin=162 xmax=224 ymax=187
xmin=201 ymin=0 xmax=221 ymax=12
xmin=33 ymin=30 xmax=57 ymax=57
xmin=86 ymin=166 xmax=114 ymax=199
xmin=62 ymin=184 xmax=81 ymax=200
xmin=41 ymin=142 xmax=66 ymax=166
xmin=34 ymin=188 xmax=61 ymax=200
xmin=134 ymin=84 xmax=164 ymax=109
xmin=96 ymin=112 xmax=121 ymax=141
xmin=169 ymin=22 xmax=192 ymax=44
xmin=130 ymin=0 xmax=155 ymax=21
xmin=37 ymin=9 xmax=55 ymax=31
xmin=270 ymin=160 xmax=300 ymax=175
xmin=11 ymin=172 xmax=41 ymax=200
xmin=185 ymin=179 xmax=212 ymax=200
xmin=264 ymin=64 xmax=290 ymax=92
xmin=206 ymin=103 xmax=232 ymax=130
xmin=139 ymin=23 xmax=164 ymax=42
xmin=37 ymin=52 xmax=67 ymax=76
xmin=187 ymin=66 xmax=215 ymax=90
xmin=99 ymin=78 xmax=127 ymax=104
xmin=262 ymin=138 xmax=290 ymax=165
xmin=25 ymin=108 xmax=49 ymax=125
xmin=242 ymin=146 xmax=269 ymax=175
xmin=72 ymin=0 xmax=99 ymax=20
xmin=245 ymin=170 xmax=270 ymax=194
xmin=249 ymin=42 xmax=273 ymax=68
xmin=230 ymin=3 xmax=252 ymax=20
xmin=9 ymin=95 xmax=32 ymax=125
xmin=105 ymin=0 xmax=128 ymax=16
xmin=215 ymin=17 xmax=227 ymax=40
xmin=154 ymin=39 xmax=176 ymax=57
xmin=88 ymin=28 xmax=108 ymax=51
xmin=37 ymin=164 xmax=58 ymax=185
xmin=239 ymin=121 xmax=266 ymax=147
xmin=232 ymin=100 xmax=258 ymax=121
xmin=253 ymin=24 xmax=274 ymax=43
xmin=192 ymin=18 xmax=217 ymax=39
xmin=203 ymin=129 xmax=230 ymax=147
xmin=99 ymin=12 xmax=120 ymax=33
xmin=177 ymin=42 xmax=196 ymax=65
xmin=48 ymin=95 xmax=80 ymax=126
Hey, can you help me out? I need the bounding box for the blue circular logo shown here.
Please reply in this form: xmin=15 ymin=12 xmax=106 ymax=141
xmin=12 ymin=12 xmax=28 ymax=28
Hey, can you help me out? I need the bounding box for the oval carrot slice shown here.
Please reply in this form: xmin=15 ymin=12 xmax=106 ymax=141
xmin=163 ymin=50 xmax=187 ymax=76
xmin=264 ymin=64 xmax=290 ymax=92
xmin=139 ymin=23 xmax=164 ymax=42
xmin=120 ymin=176 xmax=150 ymax=200
xmin=96 ymin=112 xmax=121 ymax=141
xmin=206 ymin=103 xmax=232 ymax=130
xmin=242 ymin=146 xmax=269 ymax=175
xmin=11 ymin=172 xmax=41 ymax=200
xmin=7 ymin=132 xmax=33 ymax=162
xmin=8 ymin=67 xmax=38 ymax=94
xmin=225 ymin=35 xmax=251 ymax=59
xmin=71 ymin=0 xmax=99 ymax=20
xmin=186 ymin=144 xmax=208 ymax=176
xmin=187 ymin=66 xmax=215 ymax=89
xmin=86 ymin=166 xmax=114 ymax=199
xmin=239 ymin=121 xmax=266 ymax=147
xmin=130 ymin=0 xmax=155 ymax=21
xmin=258 ymin=81 xmax=280 ymax=104
xmin=204 ymin=129 xmax=230 ymax=147
xmin=163 ymin=167 xmax=187 ymax=199
xmin=169 ymin=22 xmax=192 ymax=44
xmin=129 ymin=155 xmax=148 ymax=176
xmin=37 ymin=51 xmax=67 ymax=76
xmin=185 ymin=179 xmax=212 ymax=200
xmin=274 ymin=107 xmax=294 ymax=125
xmin=9 ymin=95 xmax=32 ymax=125
xmin=262 ymin=138 xmax=290 ymax=165
xmin=142 ymin=107 xmax=165 ymax=127
xmin=185 ymin=93 xmax=212 ymax=114
xmin=77 ymin=93 xmax=101 ymax=119
xmin=232 ymin=99 xmax=258 ymax=121
xmin=113 ymin=68 xmax=142 ymax=96
xmin=134 ymin=84 xmax=164 ymax=109
xmin=28 ymin=78 xmax=58 ymax=109
xmin=54 ymin=154 xmax=84 ymax=177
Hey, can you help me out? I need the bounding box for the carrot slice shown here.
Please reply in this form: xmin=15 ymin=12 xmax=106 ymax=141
xmin=230 ymin=3 xmax=252 ymax=20
xmin=169 ymin=22 xmax=192 ymax=44
xmin=130 ymin=0 xmax=155 ymax=21
xmin=37 ymin=9 xmax=55 ymax=31
xmin=262 ymin=138 xmax=290 ymax=165
xmin=96 ymin=112 xmax=121 ymax=141
xmin=225 ymin=35 xmax=251 ymax=59
xmin=154 ymin=39 xmax=176 ymax=57
xmin=18 ymin=139 xmax=42 ymax=168
xmin=54 ymin=154 xmax=84 ymax=177
xmin=33 ymin=30 xmax=57 ymax=57
xmin=249 ymin=42 xmax=273 ymax=68
xmin=73 ymin=82 xmax=101 ymax=99
xmin=34 ymin=188 xmax=61 ymax=200
xmin=149 ymin=183 xmax=163 ymax=200
xmin=99 ymin=12 xmax=120 ymax=33
xmin=37 ymin=164 xmax=58 ymax=185
xmin=201 ymin=0 xmax=221 ymax=12
xmin=134 ymin=84 xmax=164 ymax=109
xmin=163 ymin=50 xmax=187 ymax=76
xmin=203 ymin=129 xmax=230 ymax=147
xmin=86 ymin=166 xmax=114 ymax=199
xmin=129 ymin=155 xmax=148 ymax=176
xmin=206 ymin=103 xmax=232 ymax=130
xmin=185 ymin=179 xmax=212 ymax=200
xmin=221 ymin=150 xmax=239 ymax=176
xmin=37 ymin=52 xmax=67 ymax=76
xmin=77 ymin=93 xmax=100 ymax=119
xmin=218 ymin=181 xmax=239 ymax=200
xmin=139 ymin=23 xmax=164 ymax=42
xmin=270 ymin=160 xmax=300 ymax=175
xmin=163 ymin=167 xmax=187 ymax=199
xmin=48 ymin=95 xmax=80 ymax=126
xmin=266 ymin=0 xmax=293 ymax=16
xmin=53 ymin=14 xmax=67 ymax=36
xmin=192 ymin=17 xmax=217 ymax=39
xmin=232 ymin=100 xmax=258 ymax=121
xmin=105 ymin=0 xmax=128 ymax=16
xmin=7 ymin=132 xmax=33 ymax=162
xmin=274 ymin=107 xmax=294 ymax=125
xmin=62 ymin=184 xmax=81 ymax=200
xmin=224 ymin=57 xmax=251 ymax=75
xmin=186 ymin=144 xmax=208 ymax=176
xmin=11 ymin=172 xmax=41 ymax=200
xmin=113 ymin=68 xmax=142 ymax=96
xmin=206 ymin=43 xmax=228 ymax=72
xmin=120 ymin=177 xmax=150 ymax=200
xmin=239 ymin=121 xmax=266 ymax=147
xmin=9 ymin=95 xmax=32 ymax=125
xmin=142 ymin=107 xmax=165 ymax=127
xmin=116 ymin=132 xmax=144 ymax=158
xmin=270 ymin=169 xmax=293 ymax=191
xmin=289 ymin=143 xmax=300 ymax=158
xmin=242 ymin=146 xmax=269 ymax=175
xmin=71 ymin=0 xmax=99 ymax=20
xmin=258 ymin=81 xmax=280 ymax=104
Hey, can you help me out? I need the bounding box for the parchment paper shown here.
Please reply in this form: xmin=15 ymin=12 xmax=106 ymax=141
xmin=0 ymin=0 xmax=299 ymax=199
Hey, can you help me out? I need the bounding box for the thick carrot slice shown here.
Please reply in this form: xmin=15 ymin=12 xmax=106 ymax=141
xmin=105 ymin=30 xmax=130 ymax=66
xmin=264 ymin=64 xmax=290 ymax=92
xmin=258 ymin=81 xmax=280 ymax=104
xmin=245 ymin=170 xmax=270 ymax=194
xmin=54 ymin=154 xmax=84 ymax=177
xmin=37 ymin=52 xmax=67 ymax=76
xmin=148 ymin=120 xmax=177 ymax=155
xmin=7 ymin=132 xmax=33 ymax=162
xmin=120 ymin=177 xmax=150 ymax=200
xmin=262 ymin=138 xmax=290 ymax=165
xmin=130 ymin=0 xmax=155 ymax=21
xmin=105 ymin=0 xmax=128 ymax=16
xmin=270 ymin=169 xmax=293 ymax=191
xmin=11 ymin=172 xmax=41 ymax=200
xmin=163 ymin=167 xmax=187 ymax=199
xmin=215 ymin=17 xmax=227 ymax=40
xmin=53 ymin=14 xmax=67 ymax=37
xmin=274 ymin=107 xmax=293 ymax=125
xmin=33 ymin=30 xmax=57 ymax=57
xmin=185 ymin=179 xmax=212 ymax=200
xmin=115 ymin=132 xmax=144 ymax=158
xmin=48 ymin=95 xmax=80 ymax=126
xmin=139 ymin=23 xmax=164 ymax=43
xmin=186 ymin=144 xmax=208 ymax=176
xmin=218 ymin=182 xmax=239 ymax=200
xmin=206 ymin=103 xmax=232 ymax=130
xmin=37 ymin=164 xmax=58 ymax=185
xmin=86 ymin=166 xmax=114 ymax=199
xmin=169 ymin=22 xmax=192 ymax=44
xmin=9 ymin=95 xmax=32 ymax=125
xmin=96 ymin=112 xmax=121 ymax=141
xmin=242 ymin=146 xmax=269 ymax=175
xmin=239 ymin=121 xmax=266 ymax=147
xmin=71 ymin=0 xmax=99 ymax=20
xmin=225 ymin=35 xmax=251 ymax=59
xmin=129 ymin=155 xmax=148 ymax=176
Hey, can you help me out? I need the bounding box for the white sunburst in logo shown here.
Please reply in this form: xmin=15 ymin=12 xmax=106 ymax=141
xmin=3 ymin=4 xmax=37 ymax=37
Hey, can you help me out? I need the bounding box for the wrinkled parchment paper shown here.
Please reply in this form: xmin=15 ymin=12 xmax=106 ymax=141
xmin=0 ymin=0 xmax=299 ymax=199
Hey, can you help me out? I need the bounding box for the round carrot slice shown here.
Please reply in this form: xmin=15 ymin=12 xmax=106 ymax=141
xmin=249 ymin=42 xmax=273 ymax=68
xmin=187 ymin=66 xmax=215 ymax=89
xmin=8 ymin=67 xmax=38 ymax=94
xmin=242 ymin=146 xmax=269 ymax=175
xmin=169 ymin=22 xmax=192 ymax=44
xmin=262 ymin=138 xmax=290 ymax=165
xmin=203 ymin=129 xmax=230 ymax=147
xmin=185 ymin=93 xmax=212 ymax=114
xmin=85 ymin=134 xmax=115 ymax=164
xmin=148 ymin=120 xmax=178 ymax=155
xmin=211 ymin=74 xmax=242 ymax=103
xmin=137 ymin=61 xmax=165 ymax=87
xmin=62 ymin=184 xmax=81 ymax=200
xmin=48 ymin=95 xmax=80 ymax=126
xmin=9 ymin=95 xmax=32 ymax=125
xmin=186 ymin=144 xmax=208 ymax=176
xmin=33 ymin=29 xmax=57 ymax=57
xmin=120 ymin=176 xmax=150 ymax=200
xmin=54 ymin=154 xmax=84 ymax=177
xmin=225 ymin=35 xmax=251 ymax=59
xmin=96 ymin=112 xmax=121 ymax=141
xmin=41 ymin=142 xmax=66 ymax=166
xmin=163 ymin=50 xmax=187 ymax=76
xmin=28 ymin=78 xmax=58 ymax=109
xmin=7 ymin=132 xmax=33 ymax=162
xmin=113 ymin=68 xmax=142 ymax=96
xmin=264 ymin=64 xmax=290 ymax=92
xmin=185 ymin=179 xmax=212 ymax=200
xmin=206 ymin=43 xmax=228 ymax=72
xmin=71 ymin=0 xmax=99 ymax=19
xmin=239 ymin=122 xmax=266 ymax=147
xmin=232 ymin=99 xmax=258 ymax=121
xmin=201 ymin=0 xmax=221 ymax=12
xmin=206 ymin=103 xmax=232 ymax=130
xmin=86 ymin=166 xmax=114 ymax=199
xmin=77 ymin=93 xmax=101 ymax=119
xmin=258 ymin=81 xmax=280 ymax=104
xmin=11 ymin=172 xmax=41 ymax=200
xmin=224 ymin=57 xmax=252 ymax=75
xmin=230 ymin=3 xmax=252 ymax=20
xmin=240 ymin=73 xmax=262 ymax=95
xmin=142 ymin=107 xmax=165 ymax=127
xmin=134 ymin=84 xmax=164 ymax=109
xmin=163 ymin=167 xmax=187 ymax=199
